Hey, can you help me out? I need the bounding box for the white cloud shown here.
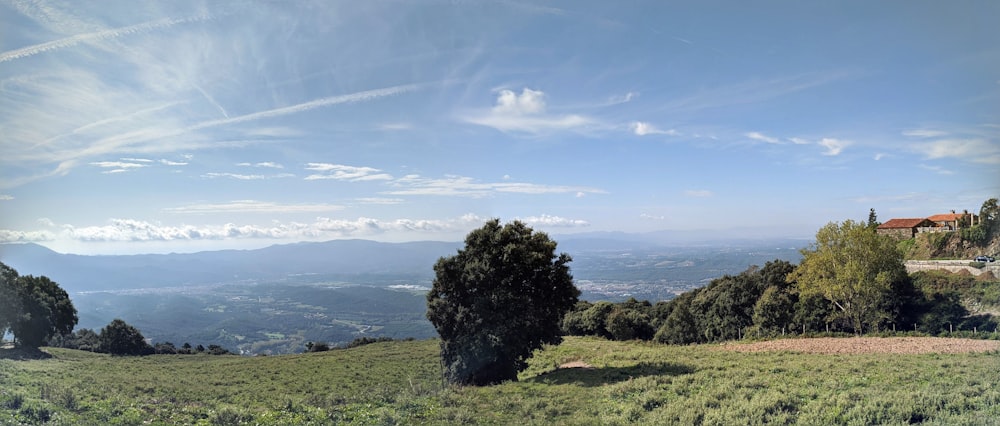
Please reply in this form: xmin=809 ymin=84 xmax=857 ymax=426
xmin=640 ymin=213 xmax=665 ymax=220
xmin=745 ymin=132 xmax=780 ymax=144
xmin=165 ymin=200 xmax=344 ymax=214
xmin=913 ymin=138 xmax=1000 ymax=165
xmin=684 ymin=189 xmax=713 ymax=198
xmin=516 ymin=214 xmax=589 ymax=227
xmin=159 ymin=159 xmax=188 ymax=166
xmin=355 ymin=197 xmax=404 ymax=205
xmin=304 ymin=163 xmax=393 ymax=181
xmin=463 ymin=88 xmax=593 ymax=134
xmin=201 ymin=172 xmax=294 ymax=180
xmin=0 ymin=215 xmax=492 ymax=244
xmin=609 ymin=92 xmax=638 ymax=105
xmin=903 ymin=129 xmax=947 ymax=138
xmin=632 ymin=122 xmax=679 ymax=136
xmin=120 ymin=157 xmax=154 ymax=163
xmin=919 ymin=164 xmax=954 ymax=175
xmin=818 ymin=138 xmax=849 ymax=156
xmin=788 ymin=137 xmax=810 ymax=145
xmin=873 ymin=153 xmax=886 ymax=161
xmin=238 ymin=162 xmax=284 ymax=169
xmin=0 ymin=195 xmax=13 ymax=201
xmin=90 ymin=160 xmax=148 ymax=174
xmin=494 ymin=88 xmax=547 ymax=115
xmin=90 ymin=161 xmax=147 ymax=169
xmin=386 ymin=174 xmax=606 ymax=198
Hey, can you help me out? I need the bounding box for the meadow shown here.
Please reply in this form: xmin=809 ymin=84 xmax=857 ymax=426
xmin=2 ymin=336 xmax=1000 ymax=425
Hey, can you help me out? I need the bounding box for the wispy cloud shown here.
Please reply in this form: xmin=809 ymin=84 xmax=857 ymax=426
xmin=356 ymin=197 xmax=405 ymax=205
xmin=0 ymin=195 xmax=13 ymax=201
xmin=0 ymin=12 xmax=220 ymax=64
xmin=0 ymin=215 xmax=492 ymax=243
xmin=640 ymin=213 xmax=665 ymax=220
xmin=632 ymin=122 xmax=679 ymax=136
xmin=903 ymin=129 xmax=948 ymax=138
xmin=684 ymin=189 xmax=713 ymax=198
xmin=237 ymin=162 xmax=284 ymax=169
xmin=818 ymin=138 xmax=850 ymax=156
xmin=653 ymin=70 xmax=856 ymax=114
xmin=165 ymin=200 xmax=343 ymax=214
xmin=919 ymin=164 xmax=954 ymax=175
xmin=192 ymin=83 xmax=427 ymax=131
xmin=90 ymin=160 xmax=148 ymax=174
xmin=201 ymin=172 xmax=294 ymax=180
xmin=911 ymin=138 xmax=1000 ymax=165
xmin=462 ymin=88 xmax=593 ymax=134
xmin=516 ymin=214 xmax=589 ymax=227
xmin=304 ymin=164 xmax=393 ymax=181
xmin=745 ymin=131 xmax=780 ymax=144
xmin=386 ymin=174 xmax=606 ymax=198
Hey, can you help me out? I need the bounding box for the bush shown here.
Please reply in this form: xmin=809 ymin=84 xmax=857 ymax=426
xmin=305 ymin=341 xmax=331 ymax=352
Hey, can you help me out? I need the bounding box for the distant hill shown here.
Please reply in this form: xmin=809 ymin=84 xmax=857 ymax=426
xmin=0 ymin=240 xmax=462 ymax=292
xmin=0 ymin=236 xmax=808 ymax=293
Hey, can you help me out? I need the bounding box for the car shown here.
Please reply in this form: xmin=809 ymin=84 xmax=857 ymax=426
xmin=975 ymin=255 xmax=996 ymax=262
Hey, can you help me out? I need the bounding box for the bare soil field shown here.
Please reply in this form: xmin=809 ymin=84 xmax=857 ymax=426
xmin=720 ymin=336 xmax=1000 ymax=354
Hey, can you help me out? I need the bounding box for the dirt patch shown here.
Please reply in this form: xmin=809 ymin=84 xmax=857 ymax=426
xmin=719 ymin=337 xmax=1000 ymax=354
xmin=558 ymin=361 xmax=594 ymax=369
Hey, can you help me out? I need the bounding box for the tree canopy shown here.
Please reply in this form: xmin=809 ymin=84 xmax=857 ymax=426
xmin=0 ymin=262 xmax=77 ymax=348
xmin=99 ymin=319 xmax=152 ymax=356
xmin=426 ymin=219 xmax=579 ymax=386
xmin=788 ymin=220 xmax=908 ymax=334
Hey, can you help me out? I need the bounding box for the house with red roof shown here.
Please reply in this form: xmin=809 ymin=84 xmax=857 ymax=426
xmin=876 ymin=218 xmax=937 ymax=239
xmin=927 ymin=211 xmax=977 ymax=231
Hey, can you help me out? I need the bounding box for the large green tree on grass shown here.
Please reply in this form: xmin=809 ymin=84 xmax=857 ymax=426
xmin=788 ymin=220 xmax=907 ymax=334
xmin=99 ymin=319 xmax=151 ymax=356
xmin=0 ymin=262 xmax=77 ymax=348
xmin=427 ymin=219 xmax=579 ymax=386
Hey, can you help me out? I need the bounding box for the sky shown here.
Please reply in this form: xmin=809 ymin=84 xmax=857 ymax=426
xmin=1 ymin=0 xmax=998 ymax=255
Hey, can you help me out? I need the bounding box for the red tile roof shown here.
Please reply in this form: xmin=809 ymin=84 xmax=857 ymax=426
xmin=927 ymin=213 xmax=966 ymax=222
xmin=877 ymin=218 xmax=932 ymax=229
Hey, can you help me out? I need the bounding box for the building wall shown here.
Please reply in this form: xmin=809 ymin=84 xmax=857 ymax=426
xmin=877 ymin=227 xmax=915 ymax=239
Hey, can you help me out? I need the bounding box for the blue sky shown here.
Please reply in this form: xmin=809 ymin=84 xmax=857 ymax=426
xmin=1 ymin=1 xmax=998 ymax=255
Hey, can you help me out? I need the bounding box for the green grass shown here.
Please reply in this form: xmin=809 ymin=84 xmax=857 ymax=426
xmin=2 ymin=337 xmax=1000 ymax=425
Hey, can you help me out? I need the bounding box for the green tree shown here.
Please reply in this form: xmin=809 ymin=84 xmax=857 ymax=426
xmin=981 ymin=198 xmax=999 ymax=228
xmin=99 ymin=319 xmax=151 ymax=356
xmin=426 ymin=219 xmax=579 ymax=385
xmin=753 ymin=286 xmax=795 ymax=334
xmin=654 ymin=292 xmax=700 ymax=345
xmin=6 ymin=273 xmax=77 ymax=348
xmin=788 ymin=220 xmax=908 ymax=334
xmin=867 ymin=208 xmax=880 ymax=229
xmin=0 ymin=262 xmax=19 ymax=339
xmin=606 ymin=307 xmax=654 ymax=341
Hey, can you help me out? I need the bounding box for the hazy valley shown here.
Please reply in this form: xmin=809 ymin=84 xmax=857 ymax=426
xmin=0 ymin=237 xmax=804 ymax=355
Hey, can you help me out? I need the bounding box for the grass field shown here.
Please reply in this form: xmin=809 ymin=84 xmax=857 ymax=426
xmin=2 ymin=337 xmax=1000 ymax=425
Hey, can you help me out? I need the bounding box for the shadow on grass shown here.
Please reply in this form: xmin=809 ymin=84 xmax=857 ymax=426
xmin=527 ymin=361 xmax=694 ymax=387
xmin=0 ymin=346 xmax=52 ymax=360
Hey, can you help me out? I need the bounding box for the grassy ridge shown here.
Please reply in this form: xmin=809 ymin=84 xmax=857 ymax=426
xmin=2 ymin=337 xmax=1000 ymax=425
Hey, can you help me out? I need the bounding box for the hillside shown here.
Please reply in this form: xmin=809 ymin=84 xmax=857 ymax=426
xmin=902 ymin=227 xmax=1000 ymax=260
xmin=3 ymin=337 xmax=1000 ymax=424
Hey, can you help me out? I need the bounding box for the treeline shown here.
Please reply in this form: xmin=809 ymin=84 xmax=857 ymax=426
xmin=304 ymin=336 xmax=412 ymax=353
xmin=50 ymin=319 xmax=232 ymax=356
xmin=563 ymin=260 xmax=1000 ymax=344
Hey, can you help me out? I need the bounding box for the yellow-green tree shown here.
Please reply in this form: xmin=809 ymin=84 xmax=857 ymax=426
xmin=788 ymin=220 xmax=907 ymax=334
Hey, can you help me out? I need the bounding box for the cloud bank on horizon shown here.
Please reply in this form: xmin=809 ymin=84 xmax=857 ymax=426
xmin=1 ymin=1 xmax=998 ymax=254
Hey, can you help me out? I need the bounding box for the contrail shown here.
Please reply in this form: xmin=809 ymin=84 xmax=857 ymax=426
xmin=0 ymin=13 xmax=215 ymax=63
xmin=190 ymin=83 xmax=428 ymax=130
